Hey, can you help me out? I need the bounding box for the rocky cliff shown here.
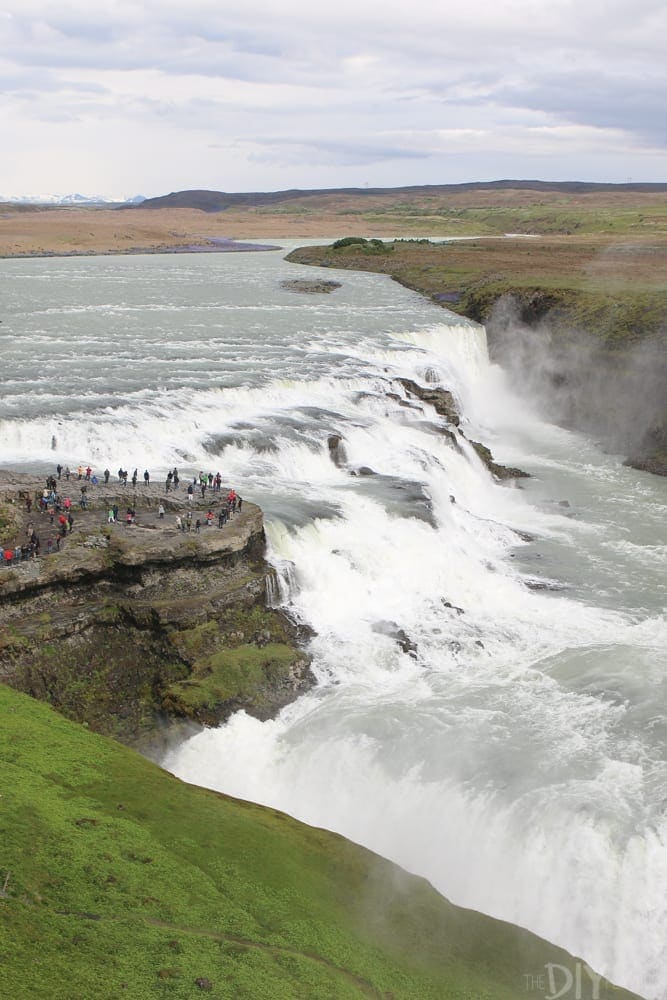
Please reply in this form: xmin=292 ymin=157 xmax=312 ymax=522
xmin=0 ymin=473 xmax=313 ymax=745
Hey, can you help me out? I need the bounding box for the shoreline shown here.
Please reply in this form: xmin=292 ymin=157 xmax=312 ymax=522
xmin=0 ymin=236 xmax=283 ymax=260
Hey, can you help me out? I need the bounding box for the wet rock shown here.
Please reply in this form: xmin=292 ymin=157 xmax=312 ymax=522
xmin=327 ymin=434 xmax=347 ymax=467
xmin=624 ymin=422 xmax=667 ymax=477
xmin=396 ymin=378 xmax=460 ymax=426
xmin=280 ymin=279 xmax=341 ymax=294
xmin=395 ymin=629 xmax=418 ymax=656
xmin=386 ymin=391 xmax=423 ymax=411
xmin=372 ymin=620 xmax=418 ymax=656
xmin=441 ymin=599 xmax=465 ymax=615
xmin=469 ymin=440 xmax=530 ymax=480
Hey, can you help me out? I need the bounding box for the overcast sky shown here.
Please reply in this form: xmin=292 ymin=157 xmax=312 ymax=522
xmin=1 ymin=0 xmax=665 ymax=199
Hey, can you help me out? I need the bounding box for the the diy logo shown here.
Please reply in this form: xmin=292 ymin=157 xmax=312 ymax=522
xmin=524 ymin=962 xmax=603 ymax=999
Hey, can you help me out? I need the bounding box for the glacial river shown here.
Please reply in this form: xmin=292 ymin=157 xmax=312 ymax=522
xmin=1 ymin=247 xmax=664 ymax=998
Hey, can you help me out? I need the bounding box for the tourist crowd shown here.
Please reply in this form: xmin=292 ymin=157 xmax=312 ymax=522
xmin=2 ymin=464 xmax=244 ymax=568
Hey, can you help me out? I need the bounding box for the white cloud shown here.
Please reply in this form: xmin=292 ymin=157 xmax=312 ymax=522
xmin=0 ymin=0 xmax=665 ymax=197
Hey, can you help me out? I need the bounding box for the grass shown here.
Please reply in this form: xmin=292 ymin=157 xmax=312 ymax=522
xmin=0 ymin=684 xmax=640 ymax=999
xmin=165 ymin=642 xmax=299 ymax=717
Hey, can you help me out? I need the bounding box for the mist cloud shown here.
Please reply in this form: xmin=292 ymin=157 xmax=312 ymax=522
xmin=486 ymin=296 xmax=667 ymax=459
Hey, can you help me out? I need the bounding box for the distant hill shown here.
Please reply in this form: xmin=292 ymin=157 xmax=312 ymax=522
xmin=136 ymin=180 xmax=667 ymax=212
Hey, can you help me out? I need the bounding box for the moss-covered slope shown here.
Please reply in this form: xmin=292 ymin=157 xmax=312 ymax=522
xmin=0 ymin=685 xmax=639 ymax=999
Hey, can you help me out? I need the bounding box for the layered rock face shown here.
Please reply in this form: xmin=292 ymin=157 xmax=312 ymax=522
xmin=0 ymin=473 xmax=312 ymax=744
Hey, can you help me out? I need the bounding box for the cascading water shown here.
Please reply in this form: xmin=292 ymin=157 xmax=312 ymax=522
xmin=166 ymin=326 xmax=665 ymax=1000
xmin=1 ymin=249 xmax=664 ymax=998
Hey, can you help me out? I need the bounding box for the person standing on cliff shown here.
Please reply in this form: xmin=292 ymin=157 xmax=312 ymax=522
xmin=104 ymin=468 xmax=110 ymax=485
xmin=143 ymin=470 xmax=150 ymax=487
xmin=132 ymin=469 xmax=138 ymax=487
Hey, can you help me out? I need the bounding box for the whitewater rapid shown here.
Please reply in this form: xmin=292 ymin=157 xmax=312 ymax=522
xmin=1 ymin=250 xmax=664 ymax=998
xmin=168 ymin=328 xmax=664 ymax=999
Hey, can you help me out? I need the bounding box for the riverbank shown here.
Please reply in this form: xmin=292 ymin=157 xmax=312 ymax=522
xmin=0 ymin=470 xmax=313 ymax=745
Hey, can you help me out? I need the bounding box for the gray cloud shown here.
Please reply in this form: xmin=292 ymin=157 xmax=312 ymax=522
xmin=0 ymin=0 xmax=664 ymax=197
xmin=243 ymin=135 xmax=433 ymax=167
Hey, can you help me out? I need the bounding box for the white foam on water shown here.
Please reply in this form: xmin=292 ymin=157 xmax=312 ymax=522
xmin=166 ymin=324 xmax=665 ymax=998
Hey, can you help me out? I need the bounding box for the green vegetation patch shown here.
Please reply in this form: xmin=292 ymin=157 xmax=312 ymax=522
xmin=165 ymin=642 xmax=297 ymax=719
xmin=0 ymin=684 xmax=640 ymax=999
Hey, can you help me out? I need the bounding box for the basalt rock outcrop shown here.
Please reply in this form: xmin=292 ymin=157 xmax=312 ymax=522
xmin=395 ymin=379 xmax=529 ymax=481
xmin=325 ymin=378 xmax=528 ymax=482
xmin=0 ymin=473 xmax=313 ymax=744
xmin=396 ymin=378 xmax=460 ymax=426
xmin=327 ymin=434 xmax=347 ymax=467
xmin=624 ymin=419 xmax=667 ymax=477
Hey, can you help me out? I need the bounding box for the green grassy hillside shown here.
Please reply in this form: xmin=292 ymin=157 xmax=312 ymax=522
xmin=0 ymin=685 xmax=639 ymax=999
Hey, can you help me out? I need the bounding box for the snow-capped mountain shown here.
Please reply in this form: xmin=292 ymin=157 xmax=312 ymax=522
xmin=0 ymin=193 xmax=146 ymax=205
